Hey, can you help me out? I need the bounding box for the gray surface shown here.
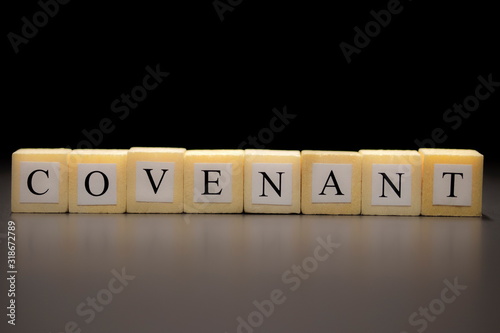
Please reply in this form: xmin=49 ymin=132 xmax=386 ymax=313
xmin=0 ymin=163 xmax=499 ymax=333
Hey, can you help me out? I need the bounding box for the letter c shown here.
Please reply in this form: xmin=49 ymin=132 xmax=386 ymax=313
xmin=313 ymin=244 xmax=329 ymax=262
xmin=441 ymin=287 xmax=456 ymax=304
xmin=475 ymin=83 xmax=491 ymax=101
xmin=27 ymin=169 xmax=49 ymax=195
xmin=108 ymin=277 xmax=124 ymax=294
xmin=143 ymin=74 xmax=159 ymax=91
xmin=269 ymin=116 xmax=285 ymax=132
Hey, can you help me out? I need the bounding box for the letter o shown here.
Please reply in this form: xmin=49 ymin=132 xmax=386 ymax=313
xmin=97 ymin=289 xmax=113 ymax=306
xmin=463 ymin=95 xmax=479 ymax=112
xmin=247 ymin=310 xmax=264 ymax=328
xmin=258 ymin=128 xmax=274 ymax=144
xmin=302 ymin=257 xmax=318 ymax=273
xmin=85 ymin=171 xmax=109 ymax=197
xmin=365 ymin=20 xmax=381 ymax=37
xmin=131 ymin=85 xmax=147 ymax=102
xmin=33 ymin=11 xmax=49 ymax=27
xmin=429 ymin=299 xmax=445 ymax=315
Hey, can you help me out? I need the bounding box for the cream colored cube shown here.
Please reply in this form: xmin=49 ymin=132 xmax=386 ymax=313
xmin=11 ymin=148 xmax=71 ymax=213
xmin=127 ymin=147 xmax=185 ymax=213
xmin=301 ymin=150 xmax=361 ymax=215
xmin=419 ymin=148 xmax=483 ymax=216
xmin=360 ymin=150 xmax=421 ymax=216
xmin=184 ymin=150 xmax=244 ymax=213
xmin=69 ymin=149 xmax=127 ymax=213
xmin=244 ymin=149 xmax=301 ymax=214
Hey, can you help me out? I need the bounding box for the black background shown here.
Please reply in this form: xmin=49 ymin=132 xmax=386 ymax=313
xmin=2 ymin=0 xmax=499 ymax=160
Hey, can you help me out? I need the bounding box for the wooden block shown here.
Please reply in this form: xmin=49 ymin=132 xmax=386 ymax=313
xmin=127 ymin=147 xmax=186 ymax=213
xmin=301 ymin=150 xmax=361 ymax=215
xmin=69 ymin=149 xmax=127 ymax=213
xmin=11 ymin=148 xmax=71 ymax=213
xmin=419 ymin=148 xmax=483 ymax=216
xmin=244 ymin=149 xmax=301 ymax=214
xmin=360 ymin=150 xmax=421 ymax=216
xmin=184 ymin=150 xmax=244 ymax=213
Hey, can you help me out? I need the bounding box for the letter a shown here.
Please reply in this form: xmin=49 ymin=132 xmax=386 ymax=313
xmin=319 ymin=170 xmax=344 ymax=196
xmin=339 ymin=42 xmax=361 ymax=64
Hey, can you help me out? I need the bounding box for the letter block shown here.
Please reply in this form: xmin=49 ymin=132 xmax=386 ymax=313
xmin=301 ymin=150 xmax=361 ymax=215
xmin=69 ymin=150 xmax=127 ymax=213
xmin=11 ymin=148 xmax=71 ymax=213
xmin=419 ymin=148 xmax=483 ymax=216
xmin=184 ymin=150 xmax=244 ymax=213
xmin=360 ymin=150 xmax=421 ymax=216
xmin=244 ymin=149 xmax=301 ymax=214
xmin=127 ymin=147 xmax=186 ymax=213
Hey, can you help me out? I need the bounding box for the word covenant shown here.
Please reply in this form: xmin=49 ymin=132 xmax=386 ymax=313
xmin=11 ymin=148 xmax=483 ymax=216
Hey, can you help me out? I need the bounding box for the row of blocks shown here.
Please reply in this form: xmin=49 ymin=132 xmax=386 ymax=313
xmin=11 ymin=148 xmax=484 ymax=216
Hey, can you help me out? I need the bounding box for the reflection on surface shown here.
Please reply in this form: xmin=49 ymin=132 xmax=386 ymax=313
xmin=8 ymin=213 xmax=486 ymax=333
xmin=13 ymin=213 xmax=482 ymax=281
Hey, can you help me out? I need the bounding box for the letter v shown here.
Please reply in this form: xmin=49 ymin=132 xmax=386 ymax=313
xmin=143 ymin=169 xmax=169 ymax=194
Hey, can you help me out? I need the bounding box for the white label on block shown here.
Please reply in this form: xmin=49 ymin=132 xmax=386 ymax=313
xmin=78 ymin=164 xmax=117 ymax=205
xmin=136 ymin=161 xmax=175 ymax=202
xmin=312 ymin=163 xmax=352 ymax=203
xmin=252 ymin=163 xmax=293 ymax=205
xmin=19 ymin=162 xmax=60 ymax=203
xmin=371 ymin=164 xmax=412 ymax=206
xmin=193 ymin=163 xmax=233 ymax=203
xmin=433 ymin=164 xmax=472 ymax=206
